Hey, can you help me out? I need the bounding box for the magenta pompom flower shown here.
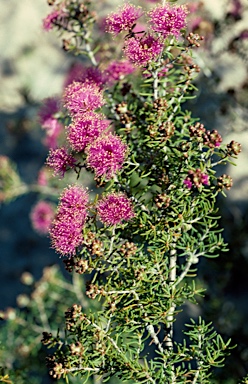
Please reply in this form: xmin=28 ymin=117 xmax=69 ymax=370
xmin=38 ymin=97 xmax=60 ymax=126
xmin=64 ymin=63 xmax=106 ymax=89
xmin=148 ymin=4 xmax=188 ymax=39
xmin=123 ymin=35 xmax=163 ymax=67
xmin=42 ymin=118 xmax=63 ymax=149
xmin=38 ymin=97 xmax=63 ymax=148
xmin=67 ymin=113 xmax=110 ymax=152
xmin=37 ymin=169 xmax=47 ymax=186
xmin=86 ymin=133 xmax=128 ymax=179
xmin=184 ymin=169 xmax=209 ymax=190
xmin=55 ymin=185 xmax=88 ymax=217
xmin=46 ymin=147 xmax=77 ymax=178
xmin=97 ymin=192 xmax=134 ymax=225
xmin=42 ymin=9 xmax=68 ymax=31
xmin=43 ymin=10 xmax=61 ymax=31
xmin=63 ymin=81 xmax=105 ymax=116
xmin=104 ymin=60 xmax=135 ymax=84
xmin=49 ymin=185 xmax=89 ymax=256
xmin=64 ymin=62 xmax=86 ymax=88
xmin=81 ymin=67 xmax=107 ymax=88
xmin=106 ymin=3 xmax=143 ymax=35
xmin=30 ymin=201 xmax=55 ymax=235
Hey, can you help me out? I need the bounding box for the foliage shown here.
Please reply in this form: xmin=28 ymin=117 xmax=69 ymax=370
xmin=0 ymin=266 xmax=97 ymax=384
xmin=0 ymin=0 xmax=246 ymax=383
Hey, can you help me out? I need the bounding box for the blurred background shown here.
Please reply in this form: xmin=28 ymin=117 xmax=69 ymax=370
xmin=0 ymin=0 xmax=248 ymax=382
xmin=0 ymin=0 xmax=69 ymax=308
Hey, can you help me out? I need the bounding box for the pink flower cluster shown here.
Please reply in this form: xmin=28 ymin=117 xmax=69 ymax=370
xmin=63 ymin=81 xmax=105 ymax=116
xmin=105 ymin=2 xmax=188 ymax=67
xmin=124 ymin=35 xmax=163 ymax=67
xmin=44 ymin=79 xmax=128 ymax=180
xmin=42 ymin=4 xmax=68 ymax=32
xmin=184 ymin=169 xmax=209 ymax=190
xmin=63 ymin=80 xmax=128 ymax=179
xmin=38 ymin=97 xmax=63 ymax=149
xmin=64 ymin=59 xmax=135 ymax=90
xmin=67 ymin=112 xmax=110 ymax=152
xmin=86 ymin=133 xmax=128 ymax=179
xmin=104 ymin=60 xmax=135 ymax=84
xmin=43 ymin=10 xmax=61 ymax=31
xmin=37 ymin=168 xmax=49 ymax=186
xmin=41 ymin=6 xmax=141 ymax=257
xmin=64 ymin=63 xmax=106 ymax=89
xmin=46 ymin=147 xmax=77 ymax=178
xmin=38 ymin=97 xmax=59 ymax=125
xmin=30 ymin=201 xmax=55 ymax=235
xmin=106 ymin=3 xmax=143 ymax=35
xmin=50 ymin=185 xmax=89 ymax=256
xmin=148 ymin=4 xmax=188 ymax=39
xmin=97 ymin=193 xmax=134 ymax=225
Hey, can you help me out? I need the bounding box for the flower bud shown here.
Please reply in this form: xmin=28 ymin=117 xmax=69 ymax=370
xmin=227 ymin=140 xmax=242 ymax=155
xmin=217 ymin=174 xmax=233 ymax=190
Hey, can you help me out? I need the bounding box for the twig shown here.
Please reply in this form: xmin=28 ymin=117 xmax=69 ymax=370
xmin=35 ymin=296 xmax=52 ymax=333
xmin=107 ymin=226 xmax=116 ymax=257
xmin=192 ymin=331 xmax=203 ymax=383
xmin=67 ymin=367 xmax=101 ymax=373
xmin=175 ymin=229 xmax=210 ymax=286
xmin=174 ymin=251 xmax=197 ymax=287
xmin=165 ymin=248 xmax=177 ymax=383
xmin=167 ymin=82 xmax=189 ymax=122
xmin=84 ymin=31 xmax=97 ymax=66
xmin=105 ymin=288 xmax=164 ymax=354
